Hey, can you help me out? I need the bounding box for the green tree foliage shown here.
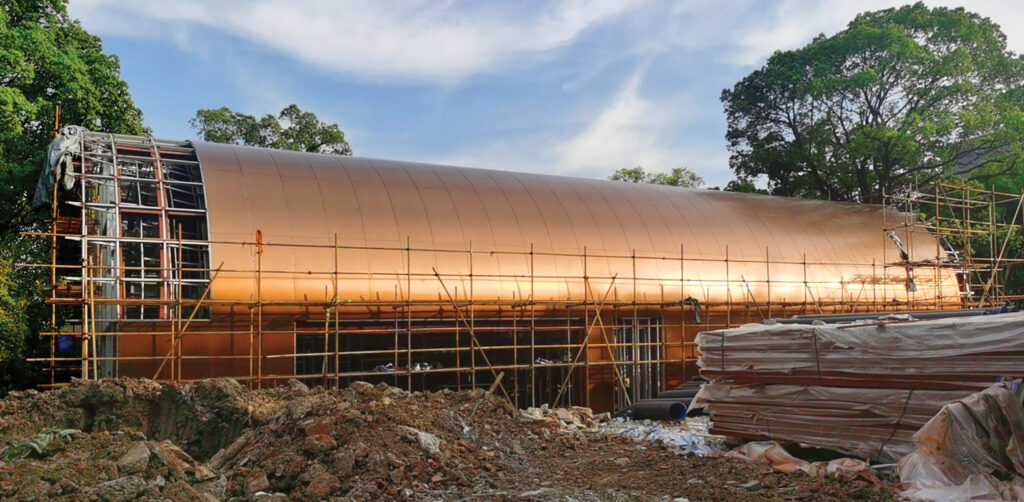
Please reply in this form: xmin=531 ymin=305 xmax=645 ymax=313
xmin=0 ymin=0 xmax=146 ymax=391
xmin=723 ymin=179 xmax=769 ymax=194
xmin=0 ymin=258 xmax=32 ymax=389
xmin=722 ymin=3 xmax=1024 ymax=203
xmin=190 ymin=105 xmax=353 ymax=155
xmin=1 ymin=0 xmax=145 ymax=236
xmin=609 ymin=166 xmax=704 ymax=187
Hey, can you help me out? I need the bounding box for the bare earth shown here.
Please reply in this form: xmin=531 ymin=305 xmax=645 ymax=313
xmin=0 ymin=379 xmax=897 ymax=501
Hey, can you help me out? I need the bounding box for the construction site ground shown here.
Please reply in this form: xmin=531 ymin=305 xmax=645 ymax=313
xmin=0 ymin=379 xmax=897 ymax=501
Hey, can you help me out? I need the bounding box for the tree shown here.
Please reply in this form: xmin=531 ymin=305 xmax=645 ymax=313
xmin=1 ymin=0 xmax=145 ymax=237
xmin=0 ymin=0 xmax=146 ymax=392
xmin=190 ymin=105 xmax=353 ymax=155
xmin=721 ymin=3 xmax=1024 ymax=203
xmin=723 ymin=178 xmax=768 ymax=194
xmin=609 ymin=166 xmax=704 ymax=187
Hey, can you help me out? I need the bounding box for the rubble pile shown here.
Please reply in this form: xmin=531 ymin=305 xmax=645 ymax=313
xmin=0 ymin=378 xmax=898 ymax=501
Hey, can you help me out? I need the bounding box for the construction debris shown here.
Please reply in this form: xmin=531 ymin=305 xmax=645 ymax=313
xmin=696 ymin=312 xmax=1024 ymax=462
xmin=899 ymin=381 xmax=1024 ymax=501
xmin=0 ymin=378 xmax=897 ymax=501
xmin=727 ymin=442 xmax=880 ymax=485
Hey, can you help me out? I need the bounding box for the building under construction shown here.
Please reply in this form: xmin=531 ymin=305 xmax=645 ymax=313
xmin=33 ymin=126 xmax=979 ymax=412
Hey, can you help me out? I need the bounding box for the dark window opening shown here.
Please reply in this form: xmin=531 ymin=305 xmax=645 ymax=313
xmin=122 ymin=242 xmax=162 ymax=279
xmin=160 ymin=149 xmax=200 ymax=163
xmin=116 ymin=146 xmax=153 ymax=159
xmin=121 ymin=213 xmax=160 ymax=238
xmin=165 ymin=184 xmax=205 ymax=210
xmin=167 ymin=214 xmax=207 ymax=240
xmin=123 ymin=281 xmax=161 ymax=320
xmin=296 ymin=334 xmax=337 ymax=376
xmin=163 ymin=162 xmax=203 ymax=183
xmin=614 ymin=317 xmax=664 ymax=409
xmin=169 ymin=244 xmax=210 ymax=280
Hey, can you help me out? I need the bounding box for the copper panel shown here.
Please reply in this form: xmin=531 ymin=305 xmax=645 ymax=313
xmin=193 ymin=142 xmax=959 ymax=308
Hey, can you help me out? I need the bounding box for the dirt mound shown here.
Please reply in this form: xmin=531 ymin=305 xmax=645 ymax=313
xmin=0 ymin=379 xmax=898 ymax=501
xmin=0 ymin=378 xmax=286 ymax=461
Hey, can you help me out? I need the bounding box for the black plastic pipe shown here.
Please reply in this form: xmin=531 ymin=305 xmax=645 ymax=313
xmin=625 ymin=400 xmax=687 ymax=421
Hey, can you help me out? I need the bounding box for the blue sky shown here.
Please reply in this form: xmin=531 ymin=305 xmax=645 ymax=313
xmin=71 ymin=0 xmax=1024 ymax=187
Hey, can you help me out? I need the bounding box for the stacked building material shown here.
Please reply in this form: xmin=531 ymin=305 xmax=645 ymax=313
xmin=695 ymin=312 xmax=1024 ymax=462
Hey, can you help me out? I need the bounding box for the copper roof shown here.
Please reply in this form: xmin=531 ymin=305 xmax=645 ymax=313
xmin=193 ymin=142 xmax=959 ymax=306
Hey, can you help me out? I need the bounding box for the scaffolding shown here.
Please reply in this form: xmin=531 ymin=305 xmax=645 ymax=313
xmin=884 ymin=180 xmax=1024 ymax=307
xmin=24 ymin=129 xmax=987 ymax=412
xmin=27 ymin=233 xmax=970 ymax=410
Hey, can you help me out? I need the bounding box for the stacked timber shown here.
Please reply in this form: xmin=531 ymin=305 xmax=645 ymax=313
xmin=695 ymin=312 xmax=1024 ymax=462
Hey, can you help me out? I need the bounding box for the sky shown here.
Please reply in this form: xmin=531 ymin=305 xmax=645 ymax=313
xmin=71 ymin=0 xmax=1024 ymax=187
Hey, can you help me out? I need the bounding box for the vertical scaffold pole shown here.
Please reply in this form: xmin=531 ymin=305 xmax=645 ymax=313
xmin=406 ymin=236 xmax=412 ymax=391
xmin=176 ymin=224 xmax=183 ymax=382
xmin=583 ymin=246 xmax=589 ymax=408
xmin=469 ymin=241 xmax=475 ymax=390
xmin=333 ymin=233 xmax=339 ymax=388
xmin=256 ymin=230 xmax=264 ymax=390
xmin=82 ymin=247 xmax=90 ymax=380
xmin=530 ymin=243 xmax=536 ymax=408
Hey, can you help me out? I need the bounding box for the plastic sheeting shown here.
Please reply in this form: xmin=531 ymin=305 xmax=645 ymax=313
xmin=727 ymin=441 xmax=881 ymax=484
xmin=598 ymin=416 xmax=724 ymax=456
xmin=33 ymin=125 xmax=82 ymax=207
xmin=900 ymin=381 xmax=1024 ymax=501
xmin=697 ymin=312 xmax=1024 ymax=390
xmin=695 ymin=312 xmax=1024 ymax=464
xmin=693 ymin=383 xmax=969 ymax=462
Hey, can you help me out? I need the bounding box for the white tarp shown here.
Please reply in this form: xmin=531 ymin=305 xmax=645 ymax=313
xmin=33 ymin=125 xmax=83 ymax=207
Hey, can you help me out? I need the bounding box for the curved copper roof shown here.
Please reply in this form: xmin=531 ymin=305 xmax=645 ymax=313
xmin=193 ymin=142 xmax=959 ymax=306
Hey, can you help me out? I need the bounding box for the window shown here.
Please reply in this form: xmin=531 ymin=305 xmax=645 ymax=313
xmin=121 ymin=213 xmax=160 ymax=238
xmin=167 ymin=214 xmax=207 ymax=240
xmin=162 ymin=162 xmax=202 ymax=183
xmin=165 ymin=184 xmax=205 ymax=210
xmin=123 ymin=281 xmax=161 ymax=320
xmin=84 ymin=179 xmax=117 ymax=205
xmin=85 ymin=207 xmax=118 ymax=236
xmin=120 ymin=180 xmax=160 ymax=207
xmin=295 ymin=333 xmax=337 ymax=375
xmin=614 ymin=317 xmax=664 ymax=409
xmin=118 ymin=159 xmax=156 ymax=179
xmin=122 ymin=242 xmax=163 ymax=279
xmin=169 ymin=244 xmax=210 ymax=280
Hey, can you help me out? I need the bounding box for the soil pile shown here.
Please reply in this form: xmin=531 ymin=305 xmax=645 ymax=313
xmin=0 ymin=378 xmax=897 ymax=501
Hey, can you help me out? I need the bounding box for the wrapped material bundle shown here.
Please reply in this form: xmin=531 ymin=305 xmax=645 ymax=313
xmin=696 ymin=312 xmax=1024 ymax=461
xmin=695 ymin=383 xmax=967 ymax=462
xmin=697 ymin=312 xmax=1024 ymax=391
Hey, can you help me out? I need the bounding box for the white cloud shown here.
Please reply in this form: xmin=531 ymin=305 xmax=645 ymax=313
xmin=433 ymin=63 xmax=735 ymax=185
xmin=71 ymin=0 xmax=643 ymax=83
xmin=713 ymin=0 xmax=1024 ymax=67
xmin=72 ymin=0 xmax=1024 ymax=186
xmin=553 ymin=69 xmax=667 ymax=174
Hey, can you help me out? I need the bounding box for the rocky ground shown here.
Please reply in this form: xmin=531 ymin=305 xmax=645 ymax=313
xmin=0 ymin=378 xmax=898 ymax=501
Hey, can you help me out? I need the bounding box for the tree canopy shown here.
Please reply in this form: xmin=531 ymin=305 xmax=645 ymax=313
xmin=722 ymin=2 xmax=1024 ymax=203
xmin=0 ymin=0 xmax=146 ymax=392
xmin=608 ymin=166 xmax=704 ymax=187
xmin=190 ymin=105 xmax=352 ymax=155
xmin=1 ymin=0 xmax=145 ymax=237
